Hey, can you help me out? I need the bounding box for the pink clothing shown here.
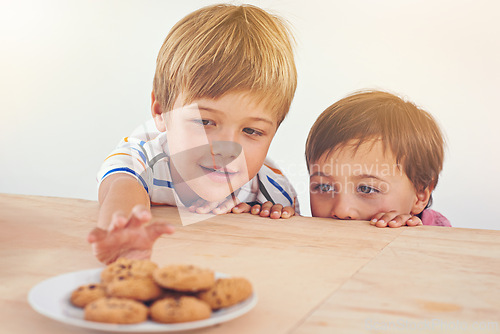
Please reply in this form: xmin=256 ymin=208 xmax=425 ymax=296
xmin=420 ymin=209 xmax=452 ymax=227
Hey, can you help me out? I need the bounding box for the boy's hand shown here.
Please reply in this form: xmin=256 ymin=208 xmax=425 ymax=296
xmin=370 ymin=211 xmax=423 ymax=228
xmin=232 ymin=201 xmax=294 ymax=219
xmin=187 ymin=197 xmax=295 ymax=219
xmin=87 ymin=205 xmax=175 ymax=264
xmin=188 ymin=196 xmax=241 ymax=215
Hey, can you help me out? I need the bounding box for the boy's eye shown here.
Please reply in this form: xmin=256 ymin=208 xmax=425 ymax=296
xmin=312 ymin=183 xmax=334 ymax=193
xmin=193 ymin=119 xmax=215 ymax=126
xmin=357 ymin=185 xmax=379 ymax=194
xmin=242 ymin=128 xmax=263 ymax=136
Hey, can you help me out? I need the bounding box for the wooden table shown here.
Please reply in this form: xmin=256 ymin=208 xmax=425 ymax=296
xmin=1 ymin=194 xmax=499 ymax=333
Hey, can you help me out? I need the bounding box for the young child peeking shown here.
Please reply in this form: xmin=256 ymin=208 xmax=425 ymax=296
xmin=89 ymin=4 xmax=299 ymax=264
xmin=305 ymin=90 xmax=451 ymax=228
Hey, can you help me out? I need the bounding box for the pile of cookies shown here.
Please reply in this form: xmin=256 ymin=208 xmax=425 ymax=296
xmin=70 ymin=258 xmax=253 ymax=324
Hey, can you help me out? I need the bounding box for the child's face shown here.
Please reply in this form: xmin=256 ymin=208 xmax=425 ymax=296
xmin=161 ymin=91 xmax=278 ymax=203
xmin=309 ymin=139 xmax=426 ymax=220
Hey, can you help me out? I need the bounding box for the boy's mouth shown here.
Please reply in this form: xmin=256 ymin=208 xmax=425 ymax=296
xmin=199 ymin=165 xmax=239 ymax=183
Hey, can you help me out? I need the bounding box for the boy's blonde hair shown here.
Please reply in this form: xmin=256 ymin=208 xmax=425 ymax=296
xmin=153 ymin=4 xmax=297 ymax=124
xmin=306 ymin=90 xmax=445 ymax=195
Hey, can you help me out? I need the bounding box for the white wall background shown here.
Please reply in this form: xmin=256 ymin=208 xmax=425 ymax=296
xmin=1 ymin=0 xmax=499 ymax=230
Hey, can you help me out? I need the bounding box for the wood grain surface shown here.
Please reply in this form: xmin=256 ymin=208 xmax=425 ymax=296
xmin=1 ymin=194 xmax=498 ymax=333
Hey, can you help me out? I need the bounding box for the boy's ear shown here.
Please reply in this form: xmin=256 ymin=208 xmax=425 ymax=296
xmin=151 ymin=91 xmax=166 ymax=132
xmin=410 ymin=186 xmax=432 ymax=215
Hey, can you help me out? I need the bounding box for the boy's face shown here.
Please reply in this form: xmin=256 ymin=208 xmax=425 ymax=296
xmin=159 ymin=91 xmax=278 ymax=203
xmin=309 ymin=139 xmax=426 ymax=220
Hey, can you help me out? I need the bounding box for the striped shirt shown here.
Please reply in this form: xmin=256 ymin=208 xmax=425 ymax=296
xmin=97 ymin=122 xmax=300 ymax=213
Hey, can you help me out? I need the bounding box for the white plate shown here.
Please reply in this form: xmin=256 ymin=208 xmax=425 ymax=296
xmin=28 ymin=268 xmax=257 ymax=332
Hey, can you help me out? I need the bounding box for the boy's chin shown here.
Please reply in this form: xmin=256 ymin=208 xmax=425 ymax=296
xmin=187 ymin=178 xmax=247 ymax=204
xmin=189 ymin=184 xmax=232 ymax=203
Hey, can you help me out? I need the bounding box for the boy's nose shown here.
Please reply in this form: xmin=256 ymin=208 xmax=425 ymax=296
xmin=210 ymin=140 xmax=242 ymax=160
xmin=213 ymin=128 xmax=239 ymax=143
xmin=330 ymin=195 xmax=358 ymax=220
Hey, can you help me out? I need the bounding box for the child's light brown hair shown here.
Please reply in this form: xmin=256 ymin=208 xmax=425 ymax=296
xmin=306 ymin=90 xmax=445 ymax=197
xmin=153 ymin=4 xmax=297 ymax=124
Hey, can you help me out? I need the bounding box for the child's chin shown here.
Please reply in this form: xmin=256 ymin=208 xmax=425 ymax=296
xmin=189 ymin=179 xmax=244 ymax=203
xmin=195 ymin=189 xmax=233 ymax=203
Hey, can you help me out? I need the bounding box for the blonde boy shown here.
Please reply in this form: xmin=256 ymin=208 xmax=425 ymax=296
xmin=89 ymin=4 xmax=298 ymax=263
xmin=306 ymin=90 xmax=451 ymax=227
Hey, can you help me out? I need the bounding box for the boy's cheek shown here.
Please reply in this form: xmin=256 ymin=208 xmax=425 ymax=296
xmin=309 ymin=196 xmax=330 ymax=218
xmin=168 ymin=135 xmax=210 ymax=154
xmin=242 ymin=144 xmax=270 ymax=171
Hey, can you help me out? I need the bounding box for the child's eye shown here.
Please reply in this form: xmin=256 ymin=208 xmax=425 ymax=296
xmin=192 ymin=119 xmax=215 ymax=126
xmin=243 ymin=128 xmax=263 ymax=136
xmin=312 ymin=183 xmax=334 ymax=193
xmin=357 ymin=185 xmax=379 ymax=194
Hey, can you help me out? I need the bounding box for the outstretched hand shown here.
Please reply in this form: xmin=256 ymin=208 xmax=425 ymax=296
xmin=87 ymin=205 xmax=175 ymax=264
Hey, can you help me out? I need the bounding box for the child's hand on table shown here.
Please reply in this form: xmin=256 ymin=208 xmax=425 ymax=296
xmin=232 ymin=201 xmax=295 ymax=219
xmin=185 ymin=196 xmax=295 ymax=219
xmin=370 ymin=211 xmax=423 ymax=228
xmin=188 ymin=196 xmax=242 ymax=215
xmin=87 ymin=205 xmax=175 ymax=264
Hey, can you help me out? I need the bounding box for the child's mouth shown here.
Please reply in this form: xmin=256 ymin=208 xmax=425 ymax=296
xmin=199 ymin=165 xmax=239 ymax=183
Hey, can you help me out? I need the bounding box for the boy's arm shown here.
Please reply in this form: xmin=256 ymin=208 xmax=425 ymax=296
xmin=89 ymin=174 xmax=174 ymax=264
xmin=97 ymin=174 xmax=151 ymax=229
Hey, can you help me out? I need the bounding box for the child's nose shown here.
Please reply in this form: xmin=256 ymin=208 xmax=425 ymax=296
xmin=213 ymin=128 xmax=239 ymax=144
xmin=330 ymin=195 xmax=358 ymax=220
xmin=210 ymin=140 xmax=242 ymax=160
